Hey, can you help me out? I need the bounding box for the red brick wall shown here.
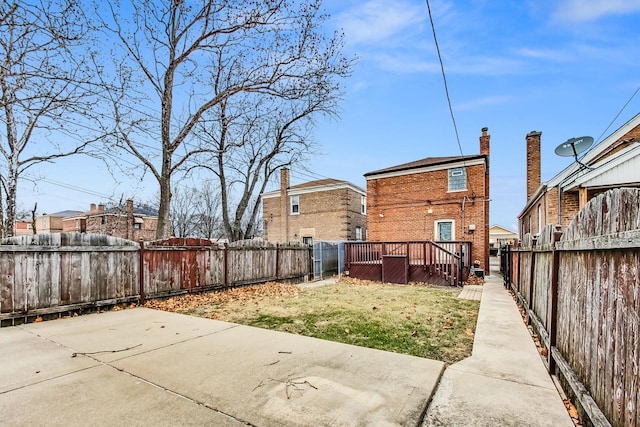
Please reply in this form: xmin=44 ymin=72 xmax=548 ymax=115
xmin=526 ymin=131 xmax=542 ymax=200
xmin=85 ymin=214 xmax=156 ymax=241
xmin=367 ymin=162 xmax=489 ymax=270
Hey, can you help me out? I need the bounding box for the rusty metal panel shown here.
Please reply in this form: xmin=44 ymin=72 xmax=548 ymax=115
xmin=143 ymin=238 xmax=218 ymax=296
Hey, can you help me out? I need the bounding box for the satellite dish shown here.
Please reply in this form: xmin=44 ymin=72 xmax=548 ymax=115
xmin=554 ymin=136 xmax=594 ymax=158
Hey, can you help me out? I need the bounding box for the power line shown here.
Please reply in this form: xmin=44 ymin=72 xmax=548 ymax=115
xmin=594 ymin=85 xmax=640 ymax=144
xmin=425 ymin=0 xmax=464 ymax=159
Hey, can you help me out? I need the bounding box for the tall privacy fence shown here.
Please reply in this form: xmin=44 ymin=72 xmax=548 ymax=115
xmin=0 ymin=234 xmax=311 ymax=326
xmin=501 ymin=188 xmax=640 ymax=427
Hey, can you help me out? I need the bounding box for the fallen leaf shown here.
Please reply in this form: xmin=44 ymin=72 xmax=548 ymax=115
xmin=465 ymin=328 xmax=474 ymax=337
xmin=568 ymin=406 xmax=579 ymax=419
xmin=405 ymin=314 xmax=412 ymax=320
xmin=411 ymin=330 xmax=418 ymax=337
xmin=443 ymin=321 xmax=453 ymax=329
xmin=34 ymin=316 xmax=43 ymax=323
xmin=539 ymin=347 xmax=548 ymax=357
xmin=393 ymin=332 xmax=398 ymax=338
xmin=344 ymin=328 xmax=350 ymax=334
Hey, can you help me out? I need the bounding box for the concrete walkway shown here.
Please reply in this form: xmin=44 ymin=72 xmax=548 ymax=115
xmin=422 ymin=262 xmax=573 ymax=426
xmin=1 ymin=265 xmax=573 ymax=426
xmin=1 ymin=306 xmax=444 ymax=426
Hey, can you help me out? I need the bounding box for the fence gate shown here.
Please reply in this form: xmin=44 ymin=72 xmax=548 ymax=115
xmin=313 ymin=241 xmax=343 ymax=280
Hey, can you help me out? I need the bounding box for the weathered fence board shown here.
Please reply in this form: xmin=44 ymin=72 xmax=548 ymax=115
xmin=1 ymin=235 xmax=312 ymax=322
xmin=505 ymin=188 xmax=640 ymax=427
xmin=0 ymin=234 xmax=140 ymax=321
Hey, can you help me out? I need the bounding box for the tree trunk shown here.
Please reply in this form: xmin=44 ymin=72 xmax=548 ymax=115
xmin=4 ymin=162 xmax=18 ymax=238
xmin=156 ymin=167 xmax=171 ymax=240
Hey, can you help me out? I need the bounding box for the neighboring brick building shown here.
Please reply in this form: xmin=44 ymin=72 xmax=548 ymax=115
xmin=13 ymin=219 xmax=33 ymax=236
xmin=261 ymin=169 xmax=367 ymax=243
xmin=519 ymin=112 xmax=640 ymax=238
xmin=61 ymin=200 xmax=158 ymax=241
xmin=34 ymin=210 xmax=82 ymax=234
xmin=365 ymin=128 xmax=490 ymax=271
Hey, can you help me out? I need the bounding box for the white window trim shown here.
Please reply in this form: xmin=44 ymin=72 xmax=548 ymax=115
xmin=290 ymin=195 xmax=300 ymax=215
xmin=447 ymin=167 xmax=467 ymax=193
xmin=434 ymin=219 xmax=456 ymax=241
xmin=361 ymin=195 xmax=366 ymax=215
xmin=355 ymin=226 xmax=362 ymax=240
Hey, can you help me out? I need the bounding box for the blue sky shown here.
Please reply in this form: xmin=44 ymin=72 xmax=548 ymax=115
xmin=20 ymin=0 xmax=640 ymax=232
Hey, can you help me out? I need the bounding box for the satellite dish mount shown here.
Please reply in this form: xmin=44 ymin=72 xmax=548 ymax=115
xmin=554 ymin=136 xmax=594 ymax=169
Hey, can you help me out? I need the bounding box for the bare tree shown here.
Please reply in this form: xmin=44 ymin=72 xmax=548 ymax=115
xmin=195 ymin=76 xmax=341 ymax=241
xmin=169 ymin=185 xmax=197 ymax=238
xmin=95 ymin=0 xmax=353 ymax=239
xmin=0 ymin=1 xmax=102 ymax=237
xmin=192 ymin=180 xmax=222 ymax=239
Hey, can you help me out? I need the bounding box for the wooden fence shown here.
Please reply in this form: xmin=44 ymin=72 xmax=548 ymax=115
xmin=0 ymin=235 xmax=312 ymax=324
xmin=502 ymin=188 xmax=640 ymax=427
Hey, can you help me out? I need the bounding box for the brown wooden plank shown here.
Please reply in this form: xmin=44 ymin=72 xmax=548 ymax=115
xmin=613 ymin=253 xmax=627 ymax=426
xmin=604 ymin=251 xmax=616 ymax=423
xmin=0 ymin=253 xmax=15 ymax=313
xmin=624 ymin=250 xmax=639 ymax=427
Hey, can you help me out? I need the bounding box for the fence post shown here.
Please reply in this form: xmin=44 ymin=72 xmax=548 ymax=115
xmin=515 ymin=243 xmax=521 ymax=294
xmin=548 ymin=228 xmax=563 ymax=373
xmin=139 ymin=240 xmax=145 ymax=305
xmin=308 ymin=244 xmax=313 ymax=281
xmin=275 ymin=243 xmax=280 ymax=280
xmin=458 ymin=243 xmax=463 ymax=286
xmin=528 ymin=236 xmax=537 ymax=315
xmin=224 ymin=242 xmax=229 ymax=288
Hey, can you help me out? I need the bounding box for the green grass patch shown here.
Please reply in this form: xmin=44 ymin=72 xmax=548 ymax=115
xmin=177 ymin=280 xmax=480 ymax=365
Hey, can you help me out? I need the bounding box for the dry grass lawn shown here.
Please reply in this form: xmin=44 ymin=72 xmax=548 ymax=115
xmin=145 ymin=278 xmax=480 ymax=365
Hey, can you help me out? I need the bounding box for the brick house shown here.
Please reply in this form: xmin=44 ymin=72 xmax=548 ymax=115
xmin=13 ymin=218 xmax=33 ymax=236
xmin=518 ymin=112 xmax=640 ymax=238
xmin=34 ymin=210 xmax=82 ymax=234
xmin=489 ymin=224 xmax=518 ymax=255
xmin=61 ymin=200 xmax=158 ymax=241
xmin=365 ymin=128 xmax=490 ymax=271
xmin=261 ymin=169 xmax=367 ymax=244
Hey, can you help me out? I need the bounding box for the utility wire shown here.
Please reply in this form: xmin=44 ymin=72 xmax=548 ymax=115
xmin=593 ymin=85 xmax=640 ymax=144
xmin=425 ymin=0 xmax=464 ymax=159
xmin=424 ymin=0 xmax=479 ymax=199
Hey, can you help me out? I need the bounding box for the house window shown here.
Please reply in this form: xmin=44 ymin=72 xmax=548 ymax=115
xmin=537 ymin=204 xmax=542 ymax=235
xmin=302 ymin=236 xmax=313 ymax=245
xmin=435 ymin=220 xmax=455 ymax=241
xmin=134 ymin=223 xmax=141 ymax=230
xmin=290 ymin=195 xmax=299 ymax=214
xmin=448 ymin=167 xmax=467 ymax=192
xmin=361 ymin=196 xmax=366 ymax=214
xmin=101 ymin=216 xmax=105 ymax=225
xmin=355 ymin=226 xmax=362 ymax=240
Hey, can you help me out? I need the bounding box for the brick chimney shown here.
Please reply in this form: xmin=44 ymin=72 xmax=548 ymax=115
xmin=280 ymin=168 xmax=290 ymax=193
xmin=90 ymin=203 xmax=96 ymax=212
xmin=526 ymin=131 xmax=542 ymax=200
xmin=97 ymin=204 xmax=105 ymax=213
xmin=479 ymin=128 xmax=490 ymax=274
xmin=126 ymin=199 xmax=134 ymax=240
xmin=480 ymin=127 xmax=490 ymax=157
xmin=280 ymin=168 xmax=290 ymax=242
